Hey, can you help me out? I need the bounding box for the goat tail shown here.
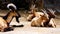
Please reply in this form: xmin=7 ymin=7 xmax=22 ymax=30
xmin=7 ymin=3 xmax=17 ymax=10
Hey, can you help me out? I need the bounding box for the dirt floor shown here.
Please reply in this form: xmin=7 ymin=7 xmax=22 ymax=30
xmin=0 ymin=10 xmax=60 ymax=34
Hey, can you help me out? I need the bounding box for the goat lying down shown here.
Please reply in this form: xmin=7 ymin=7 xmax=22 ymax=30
xmin=31 ymin=14 xmax=56 ymax=27
xmin=31 ymin=9 xmax=56 ymax=27
xmin=0 ymin=3 xmax=20 ymax=32
xmin=27 ymin=7 xmax=44 ymax=21
xmin=31 ymin=14 xmax=48 ymax=27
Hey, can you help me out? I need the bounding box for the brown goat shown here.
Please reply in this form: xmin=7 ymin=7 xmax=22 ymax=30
xmin=31 ymin=14 xmax=48 ymax=27
xmin=0 ymin=10 xmax=20 ymax=32
xmin=0 ymin=3 xmax=21 ymax=31
xmin=31 ymin=9 xmax=56 ymax=27
xmin=31 ymin=15 xmax=56 ymax=27
xmin=27 ymin=5 xmax=44 ymax=21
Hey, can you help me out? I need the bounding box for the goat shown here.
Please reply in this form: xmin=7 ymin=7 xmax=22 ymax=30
xmin=0 ymin=3 xmax=21 ymax=32
xmin=31 ymin=14 xmax=48 ymax=27
xmin=41 ymin=9 xmax=56 ymax=27
xmin=27 ymin=5 xmax=44 ymax=21
xmin=6 ymin=3 xmax=20 ymax=26
xmin=31 ymin=9 xmax=56 ymax=27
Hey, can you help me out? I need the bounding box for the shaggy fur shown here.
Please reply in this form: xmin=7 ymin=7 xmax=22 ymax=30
xmin=31 ymin=9 xmax=56 ymax=27
xmin=31 ymin=14 xmax=48 ymax=27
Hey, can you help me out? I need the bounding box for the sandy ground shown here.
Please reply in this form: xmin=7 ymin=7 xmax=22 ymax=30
xmin=0 ymin=10 xmax=60 ymax=34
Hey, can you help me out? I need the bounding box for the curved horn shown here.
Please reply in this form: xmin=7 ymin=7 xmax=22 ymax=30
xmin=41 ymin=9 xmax=49 ymax=19
xmin=47 ymin=9 xmax=60 ymax=18
xmin=7 ymin=3 xmax=17 ymax=10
